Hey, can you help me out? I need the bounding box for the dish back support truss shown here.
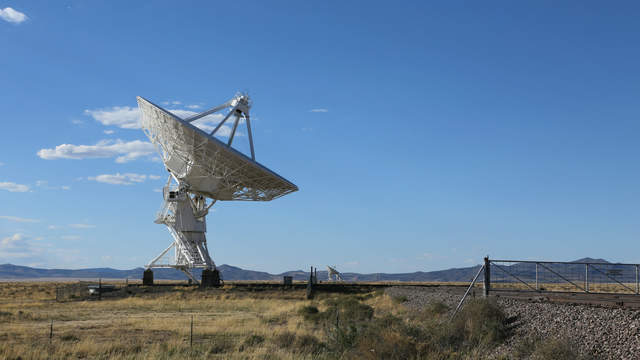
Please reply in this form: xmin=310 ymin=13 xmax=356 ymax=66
xmin=138 ymin=94 xmax=297 ymax=201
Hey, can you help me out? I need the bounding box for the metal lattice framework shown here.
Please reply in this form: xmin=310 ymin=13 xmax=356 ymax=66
xmin=137 ymin=94 xmax=298 ymax=282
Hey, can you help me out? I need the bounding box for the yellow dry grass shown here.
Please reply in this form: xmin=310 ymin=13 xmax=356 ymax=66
xmin=0 ymin=282 xmax=366 ymax=359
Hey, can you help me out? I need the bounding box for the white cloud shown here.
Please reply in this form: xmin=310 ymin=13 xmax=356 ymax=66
xmin=0 ymin=162 xmax=4 ymax=166
xmin=85 ymin=107 xmax=141 ymax=129
xmin=310 ymin=108 xmax=328 ymax=113
xmin=0 ymin=7 xmax=27 ymax=24
xmin=0 ymin=216 xmax=39 ymax=223
xmin=84 ymin=106 xmax=235 ymax=137
xmin=0 ymin=234 xmax=83 ymax=266
xmin=69 ymin=223 xmax=95 ymax=229
xmin=0 ymin=182 xmax=30 ymax=192
xmin=61 ymin=235 xmax=81 ymax=240
xmin=35 ymin=180 xmax=71 ymax=191
xmin=0 ymin=233 xmax=28 ymax=251
xmin=103 ymin=130 xmax=115 ymax=135
xmin=88 ymin=173 xmax=147 ymax=185
xmin=153 ymin=188 xmax=162 ymax=193
xmin=172 ymin=101 xmax=182 ymax=105
xmin=48 ymin=225 xmax=61 ymax=230
xmin=71 ymin=119 xmax=84 ymax=125
xmin=0 ymin=233 xmax=45 ymax=261
xmin=37 ymin=139 xmax=155 ymax=163
xmin=186 ymin=104 xmax=201 ymax=109
xmin=148 ymin=175 xmax=162 ymax=180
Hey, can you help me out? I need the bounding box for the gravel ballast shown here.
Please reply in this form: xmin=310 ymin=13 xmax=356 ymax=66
xmin=385 ymin=286 xmax=640 ymax=359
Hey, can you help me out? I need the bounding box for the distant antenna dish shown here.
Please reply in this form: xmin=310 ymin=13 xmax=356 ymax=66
xmin=137 ymin=94 xmax=298 ymax=284
xmin=327 ymin=265 xmax=344 ymax=282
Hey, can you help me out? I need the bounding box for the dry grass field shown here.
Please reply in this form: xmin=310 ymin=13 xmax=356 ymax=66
xmin=0 ymin=281 xmax=598 ymax=359
xmin=0 ymin=282 xmax=398 ymax=359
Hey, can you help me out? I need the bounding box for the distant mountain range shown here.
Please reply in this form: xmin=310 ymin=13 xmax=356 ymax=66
xmin=0 ymin=257 xmax=622 ymax=282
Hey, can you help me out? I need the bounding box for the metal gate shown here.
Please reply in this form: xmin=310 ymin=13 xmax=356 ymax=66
xmin=486 ymin=257 xmax=640 ymax=295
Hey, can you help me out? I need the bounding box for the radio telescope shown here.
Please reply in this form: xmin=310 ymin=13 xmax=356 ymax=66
xmin=137 ymin=94 xmax=298 ymax=286
xmin=327 ymin=266 xmax=344 ymax=282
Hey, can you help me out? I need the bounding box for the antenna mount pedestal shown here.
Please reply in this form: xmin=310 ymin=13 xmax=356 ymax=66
xmin=144 ymin=176 xmax=218 ymax=286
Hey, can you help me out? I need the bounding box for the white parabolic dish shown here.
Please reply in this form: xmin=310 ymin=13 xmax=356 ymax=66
xmin=137 ymin=96 xmax=298 ymax=201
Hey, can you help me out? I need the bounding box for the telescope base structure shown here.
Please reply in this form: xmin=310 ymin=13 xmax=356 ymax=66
xmin=201 ymin=269 xmax=221 ymax=287
xmin=143 ymin=269 xmax=154 ymax=285
xmin=145 ymin=181 xmax=218 ymax=286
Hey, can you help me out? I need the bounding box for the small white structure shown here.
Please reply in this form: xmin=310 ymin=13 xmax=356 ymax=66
xmin=327 ymin=265 xmax=344 ymax=282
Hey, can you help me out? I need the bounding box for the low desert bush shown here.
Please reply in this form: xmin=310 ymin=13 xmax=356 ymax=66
xmin=515 ymin=335 xmax=587 ymax=360
xmin=450 ymin=298 xmax=508 ymax=347
xmin=273 ymin=331 xmax=324 ymax=354
xmin=392 ymin=295 xmax=408 ymax=304
xmin=242 ymin=334 xmax=265 ymax=348
xmin=208 ymin=334 xmax=236 ymax=354
xmin=298 ymin=305 xmax=322 ymax=322
xmin=60 ymin=334 xmax=80 ymax=342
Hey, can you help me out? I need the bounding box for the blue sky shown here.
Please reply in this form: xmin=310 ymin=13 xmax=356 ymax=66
xmin=1 ymin=1 xmax=640 ymax=273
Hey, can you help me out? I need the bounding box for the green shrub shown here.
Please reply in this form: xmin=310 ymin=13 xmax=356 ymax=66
xmin=392 ymin=295 xmax=408 ymax=304
xmin=60 ymin=334 xmax=80 ymax=342
xmin=425 ymin=301 xmax=449 ymax=316
xmin=208 ymin=334 xmax=235 ymax=354
xmin=513 ymin=335 xmax=539 ymax=358
xmin=531 ymin=338 xmax=583 ymax=360
xmin=0 ymin=311 xmax=12 ymax=323
xmin=294 ymin=334 xmax=324 ymax=354
xmin=242 ymin=334 xmax=265 ymax=347
xmin=451 ymin=298 xmax=508 ymax=347
xmin=325 ymin=297 xmax=374 ymax=323
xmin=271 ymin=331 xmax=326 ymax=354
xmin=298 ymin=305 xmax=323 ymax=322
xmin=261 ymin=313 xmax=288 ymax=325
xmin=273 ymin=331 xmax=296 ymax=349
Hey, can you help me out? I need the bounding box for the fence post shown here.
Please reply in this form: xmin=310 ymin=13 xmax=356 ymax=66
xmin=483 ymin=257 xmax=490 ymax=297
xmin=306 ymin=266 xmax=314 ymax=299
xmin=99 ymin=278 xmax=102 ymax=301
xmin=49 ymin=319 xmax=53 ymax=343
xmin=585 ymin=264 xmax=589 ymax=293
xmin=535 ymin=263 xmax=539 ymax=291
xmin=636 ymin=265 xmax=640 ymax=295
xmin=190 ymin=315 xmax=193 ymax=347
